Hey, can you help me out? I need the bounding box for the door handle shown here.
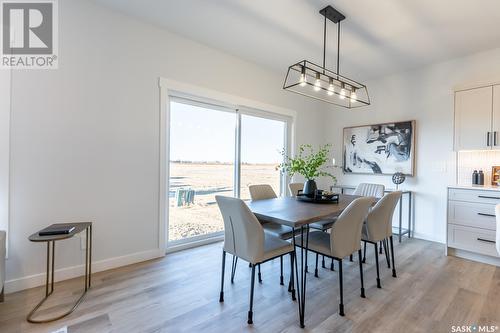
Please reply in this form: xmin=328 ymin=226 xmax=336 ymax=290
xmin=477 ymin=237 xmax=496 ymax=244
xmin=477 ymin=212 xmax=496 ymax=217
xmin=478 ymin=195 xmax=500 ymax=199
xmin=487 ymin=132 xmax=491 ymax=146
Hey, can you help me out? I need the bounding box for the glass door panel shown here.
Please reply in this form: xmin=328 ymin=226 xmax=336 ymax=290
xmin=168 ymin=100 xmax=235 ymax=244
xmin=240 ymin=114 xmax=286 ymax=200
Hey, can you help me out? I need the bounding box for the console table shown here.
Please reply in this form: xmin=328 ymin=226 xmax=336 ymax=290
xmin=27 ymin=222 xmax=92 ymax=323
xmin=331 ymin=185 xmax=413 ymax=242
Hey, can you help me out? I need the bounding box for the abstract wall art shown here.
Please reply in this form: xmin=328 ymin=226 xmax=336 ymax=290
xmin=343 ymin=120 xmax=415 ymax=175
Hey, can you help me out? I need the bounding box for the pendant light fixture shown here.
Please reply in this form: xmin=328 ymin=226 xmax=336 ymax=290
xmin=283 ymin=5 xmax=370 ymax=108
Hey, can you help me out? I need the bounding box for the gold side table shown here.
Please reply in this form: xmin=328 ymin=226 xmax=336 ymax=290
xmin=27 ymin=222 xmax=92 ymax=323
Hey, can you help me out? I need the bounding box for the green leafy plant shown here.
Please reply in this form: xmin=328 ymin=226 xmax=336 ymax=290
xmin=279 ymin=144 xmax=336 ymax=181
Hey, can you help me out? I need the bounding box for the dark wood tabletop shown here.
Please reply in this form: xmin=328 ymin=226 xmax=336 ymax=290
xmin=28 ymin=222 xmax=92 ymax=242
xmin=245 ymin=194 xmax=360 ymax=228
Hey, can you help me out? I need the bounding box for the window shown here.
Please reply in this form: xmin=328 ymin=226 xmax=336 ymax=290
xmin=166 ymin=97 xmax=291 ymax=247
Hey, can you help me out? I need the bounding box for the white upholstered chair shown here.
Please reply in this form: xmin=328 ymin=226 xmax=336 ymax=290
xmin=362 ymin=191 xmax=402 ymax=288
xmin=495 ymin=204 xmax=500 ymax=255
xmin=294 ymin=197 xmax=375 ymax=316
xmin=216 ymin=196 xmax=295 ymax=324
xmin=0 ymin=230 xmax=5 ymax=302
xmin=353 ymin=183 xmax=385 ymax=198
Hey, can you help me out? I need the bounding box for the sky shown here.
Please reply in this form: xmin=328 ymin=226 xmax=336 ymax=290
xmin=169 ymin=101 xmax=285 ymax=164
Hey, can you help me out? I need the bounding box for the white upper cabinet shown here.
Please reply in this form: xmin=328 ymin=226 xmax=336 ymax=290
xmin=454 ymin=86 xmax=493 ymax=151
xmin=492 ymin=85 xmax=500 ymax=150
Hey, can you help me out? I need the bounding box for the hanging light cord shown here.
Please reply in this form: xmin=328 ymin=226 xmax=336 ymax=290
xmin=337 ymin=21 xmax=341 ymax=79
xmin=322 ymin=14 xmax=327 ymax=74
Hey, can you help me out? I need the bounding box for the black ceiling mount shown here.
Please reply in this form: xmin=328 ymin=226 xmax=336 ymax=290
xmin=319 ymin=5 xmax=345 ymax=24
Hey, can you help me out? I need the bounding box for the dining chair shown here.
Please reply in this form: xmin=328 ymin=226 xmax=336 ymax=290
xmin=353 ymin=183 xmax=385 ymax=197
xmin=294 ymin=197 xmax=375 ymax=316
xmin=288 ymin=182 xmax=304 ymax=197
xmin=361 ymin=191 xmax=402 ymax=288
xmin=216 ymin=196 xmax=296 ymax=324
xmin=495 ymin=204 xmax=500 ymax=255
xmin=248 ymin=184 xmax=294 ymax=284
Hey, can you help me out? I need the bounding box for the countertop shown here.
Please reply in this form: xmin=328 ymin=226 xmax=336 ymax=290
xmin=448 ymin=184 xmax=500 ymax=192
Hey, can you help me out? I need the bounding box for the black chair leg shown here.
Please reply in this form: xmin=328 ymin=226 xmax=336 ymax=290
xmin=280 ymin=256 xmax=284 ymax=285
xmin=288 ymin=252 xmax=296 ymax=300
xmin=362 ymin=241 xmax=367 ymax=263
xmin=383 ymin=239 xmax=390 ymax=269
xmin=390 ymin=236 xmax=397 ymax=278
xmin=231 ymin=255 xmax=238 ymax=283
xmin=314 ymin=253 xmax=319 ymax=278
xmin=330 ymin=258 xmax=334 ymax=271
xmin=258 ymin=264 xmax=262 ymax=283
xmin=379 ymin=241 xmax=383 ymax=254
xmin=219 ymin=250 xmax=226 ymax=302
xmin=349 ymin=254 xmax=353 ymax=262
xmin=338 ymin=259 xmax=344 ymax=316
xmin=248 ymin=265 xmax=256 ymax=324
xmin=374 ymin=243 xmax=381 ymax=288
xmin=358 ymin=249 xmax=365 ymax=298
xmin=322 ymin=255 xmax=326 ymax=268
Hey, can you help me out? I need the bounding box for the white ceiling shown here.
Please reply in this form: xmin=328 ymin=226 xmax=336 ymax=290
xmin=93 ymin=0 xmax=500 ymax=80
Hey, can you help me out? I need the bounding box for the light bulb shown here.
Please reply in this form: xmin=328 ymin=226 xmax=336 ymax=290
xmin=339 ymin=88 xmax=346 ymax=99
xmin=314 ymin=73 xmax=321 ymax=91
xmin=299 ymin=74 xmax=307 ymax=87
xmin=327 ymin=78 xmax=334 ymax=96
xmin=350 ymin=91 xmax=357 ymax=103
xmin=299 ymin=65 xmax=307 ymax=87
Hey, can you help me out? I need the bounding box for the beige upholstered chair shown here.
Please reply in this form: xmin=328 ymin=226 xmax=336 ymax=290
xmin=216 ymin=196 xmax=295 ymax=324
xmin=495 ymin=204 xmax=500 ymax=255
xmin=288 ymin=182 xmax=304 ymax=197
xmin=0 ymin=230 xmax=5 ymax=302
xmin=362 ymin=191 xmax=402 ymax=288
xmin=248 ymin=184 xmax=293 ymax=284
xmin=294 ymin=197 xmax=375 ymax=316
xmin=353 ymin=183 xmax=385 ymax=198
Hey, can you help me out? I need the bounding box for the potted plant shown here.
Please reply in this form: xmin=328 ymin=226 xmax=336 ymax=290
xmin=279 ymin=144 xmax=336 ymax=197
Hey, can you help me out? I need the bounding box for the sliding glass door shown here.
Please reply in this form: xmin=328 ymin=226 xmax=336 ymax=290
xmin=167 ymin=98 xmax=290 ymax=247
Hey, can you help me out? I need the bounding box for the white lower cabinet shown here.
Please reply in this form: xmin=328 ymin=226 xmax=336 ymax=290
xmin=447 ymin=187 xmax=500 ymax=264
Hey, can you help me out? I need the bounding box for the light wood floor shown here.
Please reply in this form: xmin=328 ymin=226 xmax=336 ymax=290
xmin=1 ymin=238 xmax=499 ymax=333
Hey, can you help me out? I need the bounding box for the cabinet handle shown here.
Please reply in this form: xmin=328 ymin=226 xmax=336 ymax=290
xmin=478 ymin=195 xmax=500 ymax=199
xmin=477 ymin=237 xmax=496 ymax=244
xmin=477 ymin=212 xmax=496 ymax=217
xmin=487 ymin=132 xmax=491 ymax=146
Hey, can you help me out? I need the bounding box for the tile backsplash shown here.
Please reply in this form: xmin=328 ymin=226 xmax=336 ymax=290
xmin=457 ymin=151 xmax=500 ymax=185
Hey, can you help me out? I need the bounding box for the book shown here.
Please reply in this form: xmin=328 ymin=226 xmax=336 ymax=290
xmin=39 ymin=224 xmax=76 ymax=236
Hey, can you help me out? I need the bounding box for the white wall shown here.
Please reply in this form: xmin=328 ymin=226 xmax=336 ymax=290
xmin=0 ymin=68 xmax=10 ymax=251
xmin=323 ymin=47 xmax=500 ymax=243
xmin=5 ymin=0 xmax=326 ymax=292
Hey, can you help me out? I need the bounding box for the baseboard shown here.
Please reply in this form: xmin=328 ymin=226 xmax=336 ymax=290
xmin=5 ymin=248 xmax=165 ymax=294
xmin=411 ymin=232 xmax=446 ymax=244
xmin=447 ymin=247 xmax=500 ymax=267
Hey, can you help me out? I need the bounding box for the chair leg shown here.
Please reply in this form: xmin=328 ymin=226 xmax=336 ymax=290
xmin=314 ymin=253 xmax=319 ymax=278
xmin=280 ymin=256 xmax=284 ymax=285
xmin=322 ymin=255 xmax=326 ymax=268
xmin=330 ymin=258 xmax=334 ymax=271
xmin=358 ymin=249 xmax=365 ymax=298
xmin=231 ymin=255 xmax=238 ymax=283
xmin=374 ymin=243 xmax=381 ymax=288
xmin=338 ymin=259 xmax=344 ymax=316
xmin=248 ymin=265 xmax=256 ymax=324
xmin=258 ymin=264 xmax=262 ymax=283
xmin=379 ymin=241 xmax=383 ymax=254
xmin=349 ymin=254 xmax=353 ymax=262
xmin=383 ymin=239 xmax=390 ymax=269
xmin=288 ymin=252 xmax=296 ymax=300
xmin=219 ymin=250 xmax=226 ymax=302
xmin=390 ymin=236 xmax=397 ymax=278
xmin=363 ymin=241 xmax=367 ymax=262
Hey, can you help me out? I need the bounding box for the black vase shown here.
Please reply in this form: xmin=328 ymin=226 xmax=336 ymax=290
xmin=303 ymin=179 xmax=317 ymax=197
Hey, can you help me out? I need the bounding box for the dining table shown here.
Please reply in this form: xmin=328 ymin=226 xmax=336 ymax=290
xmin=245 ymin=194 xmax=360 ymax=328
